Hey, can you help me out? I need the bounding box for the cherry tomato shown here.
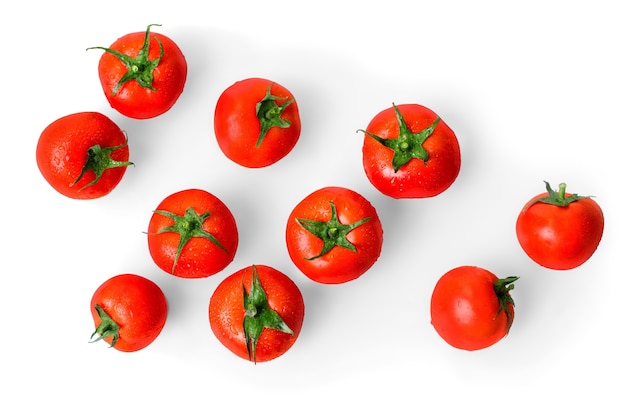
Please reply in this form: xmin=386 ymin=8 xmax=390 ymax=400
xmin=88 ymin=24 xmax=187 ymax=119
xmin=147 ymin=189 xmax=239 ymax=278
xmin=209 ymin=264 xmax=305 ymax=363
xmin=214 ymin=77 xmax=301 ymax=168
xmin=286 ymin=186 xmax=384 ymax=284
xmin=359 ymin=103 xmax=461 ymax=198
xmin=430 ymin=266 xmax=518 ymax=351
xmin=516 ymin=181 xmax=604 ymax=270
xmin=90 ymin=273 xmax=168 ymax=352
xmin=36 ymin=112 xmax=132 ymax=200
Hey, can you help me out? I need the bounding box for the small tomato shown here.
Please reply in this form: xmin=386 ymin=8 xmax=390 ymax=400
xmin=209 ymin=264 xmax=305 ymax=363
xmin=516 ymin=181 xmax=604 ymax=270
xmin=147 ymin=189 xmax=239 ymax=278
xmin=36 ymin=112 xmax=132 ymax=199
xmin=359 ymin=103 xmax=461 ymax=198
xmin=286 ymin=186 xmax=383 ymax=284
xmin=89 ymin=24 xmax=187 ymax=119
xmin=430 ymin=266 xmax=518 ymax=351
xmin=90 ymin=274 xmax=168 ymax=352
xmin=214 ymin=77 xmax=301 ymax=168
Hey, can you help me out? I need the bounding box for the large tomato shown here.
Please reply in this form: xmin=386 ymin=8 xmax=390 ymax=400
xmin=209 ymin=264 xmax=305 ymax=363
xmin=88 ymin=24 xmax=187 ymax=119
xmin=90 ymin=273 xmax=168 ymax=352
xmin=430 ymin=266 xmax=518 ymax=351
xmin=36 ymin=112 xmax=132 ymax=199
xmin=285 ymin=186 xmax=383 ymax=284
xmin=516 ymin=181 xmax=604 ymax=270
xmin=147 ymin=189 xmax=239 ymax=278
xmin=359 ymin=103 xmax=461 ymax=199
xmin=214 ymin=77 xmax=301 ymax=168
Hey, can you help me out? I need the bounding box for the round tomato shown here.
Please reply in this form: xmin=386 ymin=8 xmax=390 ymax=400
xmin=88 ymin=24 xmax=187 ymax=119
xmin=430 ymin=266 xmax=518 ymax=351
xmin=36 ymin=111 xmax=132 ymax=200
xmin=359 ymin=103 xmax=461 ymax=199
xmin=516 ymin=181 xmax=604 ymax=270
xmin=209 ymin=264 xmax=305 ymax=363
xmin=90 ymin=273 xmax=168 ymax=352
xmin=147 ymin=189 xmax=239 ymax=278
xmin=214 ymin=77 xmax=301 ymax=168
xmin=285 ymin=186 xmax=383 ymax=284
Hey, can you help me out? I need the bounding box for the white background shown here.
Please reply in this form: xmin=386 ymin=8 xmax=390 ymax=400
xmin=2 ymin=1 xmax=624 ymax=415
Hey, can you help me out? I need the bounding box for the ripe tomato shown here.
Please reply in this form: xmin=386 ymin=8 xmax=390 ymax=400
xmin=36 ymin=112 xmax=132 ymax=200
xmin=359 ymin=103 xmax=461 ymax=199
xmin=430 ymin=266 xmax=518 ymax=351
xmin=147 ymin=189 xmax=239 ymax=278
xmin=516 ymin=181 xmax=604 ymax=270
xmin=90 ymin=273 xmax=168 ymax=352
xmin=285 ymin=186 xmax=383 ymax=284
xmin=209 ymin=264 xmax=305 ymax=363
xmin=88 ymin=24 xmax=187 ymax=119
xmin=214 ymin=77 xmax=301 ymax=168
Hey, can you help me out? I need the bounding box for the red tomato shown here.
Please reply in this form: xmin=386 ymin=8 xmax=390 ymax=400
xmin=285 ymin=186 xmax=384 ymax=284
xmin=516 ymin=181 xmax=604 ymax=270
xmin=214 ymin=77 xmax=301 ymax=168
xmin=430 ymin=266 xmax=518 ymax=351
xmin=359 ymin=103 xmax=461 ymax=199
xmin=147 ymin=189 xmax=239 ymax=278
xmin=209 ymin=264 xmax=305 ymax=363
xmin=36 ymin=112 xmax=132 ymax=199
xmin=90 ymin=273 xmax=168 ymax=352
xmin=89 ymin=24 xmax=187 ymax=119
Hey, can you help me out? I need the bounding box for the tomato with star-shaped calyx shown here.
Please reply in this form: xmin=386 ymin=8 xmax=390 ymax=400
xmin=147 ymin=188 xmax=238 ymax=278
xmin=209 ymin=264 xmax=305 ymax=363
xmin=214 ymin=77 xmax=301 ymax=168
xmin=516 ymin=181 xmax=604 ymax=270
xmin=88 ymin=24 xmax=187 ymax=119
xmin=359 ymin=103 xmax=461 ymax=199
xmin=36 ymin=112 xmax=133 ymax=200
xmin=285 ymin=186 xmax=384 ymax=284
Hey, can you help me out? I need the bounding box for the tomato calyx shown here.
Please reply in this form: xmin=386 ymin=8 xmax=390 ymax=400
xmin=358 ymin=103 xmax=440 ymax=172
xmin=531 ymin=181 xmax=591 ymax=208
xmin=296 ymin=201 xmax=372 ymax=260
xmin=243 ymin=265 xmax=294 ymax=363
xmin=88 ymin=24 xmax=164 ymax=95
xmin=255 ymin=84 xmax=295 ymax=147
xmin=493 ymin=276 xmax=518 ymax=331
xmin=71 ymin=140 xmax=133 ymax=190
xmin=153 ymin=207 xmax=228 ymax=274
xmin=89 ymin=304 xmax=121 ymax=348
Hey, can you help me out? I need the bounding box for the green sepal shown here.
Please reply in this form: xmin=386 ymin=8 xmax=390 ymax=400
xmin=71 ymin=140 xmax=133 ymax=190
xmin=153 ymin=207 xmax=228 ymax=274
xmin=296 ymin=201 xmax=371 ymax=261
xmin=89 ymin=304 xmax=120 ymax=348
xmin=358 ymin=103 xmax=439 ymax=172
xmin=532 ymin=181 xmax=591 ymax=207
xmin=255 ymin=84 xmax=295 ymax=147
xmin=493 ymin=276 xmax=519 ymax=332
xmin=243 ymin=265 xmax=294 ymax=363
xmin=87 ymin=24 xmax=164 ymax=95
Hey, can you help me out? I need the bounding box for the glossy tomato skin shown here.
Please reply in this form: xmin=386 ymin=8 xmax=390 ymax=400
xmin=90 ymin=274 xmax=168 ymax=352
xmin=286 ymin=186 xmax=383 ymax=284
xmin=214 ymin=77 xmax=301 ymax=168
xmin=147 ymin=189 xmax=239 ymax=278
xmin=93 ymin=25 xmax=187 ymax=119
xmin=430 ymin=266 xmax=516 ymax=351
xmin=209 ymin=264 xmax=305 ymax=363
xmin=361 ymin=104 xmax=461 ymax=199
xmin=516 ymin=190 xmax=604 ymax=270
xmin=36 ymin=112 xmax=131 ymax=199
